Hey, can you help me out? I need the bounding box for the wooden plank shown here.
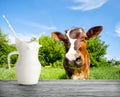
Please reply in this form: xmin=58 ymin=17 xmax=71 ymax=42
xmin=0 ymin=80 xmax=120 ymax=97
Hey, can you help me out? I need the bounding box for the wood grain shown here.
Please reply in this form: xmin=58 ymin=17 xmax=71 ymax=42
xmin=0 ymin=80 xmax=120 ymax=97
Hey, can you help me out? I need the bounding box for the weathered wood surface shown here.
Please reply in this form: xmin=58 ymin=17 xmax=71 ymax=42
xmin=0 ymin=80 xmax=120 ymax=97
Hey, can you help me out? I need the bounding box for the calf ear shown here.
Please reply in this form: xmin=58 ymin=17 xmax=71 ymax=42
xmin=51 ymin=32 xmax=66 ymax=41
xmin=86 ymin=26 xmax=103 ymax=39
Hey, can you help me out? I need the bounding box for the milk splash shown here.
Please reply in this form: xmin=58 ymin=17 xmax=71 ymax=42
xmin=3 ymin=15 xmax=42 ymax=85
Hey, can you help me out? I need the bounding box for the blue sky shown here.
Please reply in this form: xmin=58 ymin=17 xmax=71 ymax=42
xmin=0 ymin=0 xmax=120 ymax=60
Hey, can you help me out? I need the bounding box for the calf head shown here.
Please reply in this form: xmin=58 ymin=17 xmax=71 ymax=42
xmin=52 ymin=26 xmax=103 ymax=80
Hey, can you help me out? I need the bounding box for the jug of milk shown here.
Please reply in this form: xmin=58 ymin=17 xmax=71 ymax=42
xmin=3 ymin=15 xmax=42 ymax=85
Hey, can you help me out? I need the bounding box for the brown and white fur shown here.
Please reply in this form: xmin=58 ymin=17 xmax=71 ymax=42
xmin=52 ymin=26 xmax=103 ymax=80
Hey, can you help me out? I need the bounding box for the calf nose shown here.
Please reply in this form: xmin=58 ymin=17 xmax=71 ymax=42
xmin=75 ymin=55 xmax=81 ymax=61
xmin=65 ymin=53 xmax=81 ymax=62
xmin=75 ymin=55 xmax=82 ymax=66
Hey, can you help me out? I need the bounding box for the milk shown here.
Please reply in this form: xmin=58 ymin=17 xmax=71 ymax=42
xmin=3 ymin=15 xmax=42 ymax=85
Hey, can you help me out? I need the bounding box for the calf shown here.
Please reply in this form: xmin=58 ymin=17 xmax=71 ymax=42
xmin=52 ymin=26 xmax=103 ymax=80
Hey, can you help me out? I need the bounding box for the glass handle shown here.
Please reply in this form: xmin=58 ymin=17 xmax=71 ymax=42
xmin=7 ymin=51 xmax=19 ymax=70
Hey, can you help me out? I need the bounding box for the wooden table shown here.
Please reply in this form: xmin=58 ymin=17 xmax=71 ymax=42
xmin=0 ymin=80 xmax=120 ymax=97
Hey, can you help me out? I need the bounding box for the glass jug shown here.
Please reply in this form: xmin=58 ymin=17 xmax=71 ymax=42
xmin=3 ymin=15 xmax=42 ymax=85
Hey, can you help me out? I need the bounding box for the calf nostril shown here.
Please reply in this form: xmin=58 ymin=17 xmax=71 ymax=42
xmin=76 ymin=56 xmax=81 ymax=61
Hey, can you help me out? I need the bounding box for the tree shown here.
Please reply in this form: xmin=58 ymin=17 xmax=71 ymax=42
xmin=39 ymin=36 xmax=108 ymax=67
xmin=108 ymin=59 xmax=120 ymax=66
xmin=39 ymin=36 xmax=65 ymax=67
xmin=87 ymin=37 xmax=108 ymax=67
xmin=0 ymin=30 xmax=16 ymax=68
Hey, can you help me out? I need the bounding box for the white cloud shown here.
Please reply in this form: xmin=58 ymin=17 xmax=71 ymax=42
xmin=21 ymin=20 xmax=57 ymax=30
xmin=8 ymin=34 xmax=15 ymax=44
xmin=115 ymin=24 xmax=120 ymax=37
xmin=28 ymin=22 xmax=57 ymax=30
xmin=4 ymin=17 xmax=56 ymax=44
xmin=69 ymin=0 xmax=108 ymax=11
xmin=7 ymin=21 xmax=56 ymax=44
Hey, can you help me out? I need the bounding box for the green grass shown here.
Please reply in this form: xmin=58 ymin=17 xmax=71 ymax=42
xmin=0 ymin=68 xmax=16 ymax=80
xmin=40 ymin=67 xmax=66 ymax=80
xmin=0 ymin=66 xmax=120 ymax=80
xmin=89 ymin=66 xmax=120 ymax=80
xmin=0 ymin=67 xmax=66 ymax=80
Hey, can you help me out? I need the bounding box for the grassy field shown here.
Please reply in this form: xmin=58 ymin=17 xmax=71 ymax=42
xmin=0 ymin=66 xmax=120 ymax=80
xmin=90 ymin=66 xmax=120 ymax=79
